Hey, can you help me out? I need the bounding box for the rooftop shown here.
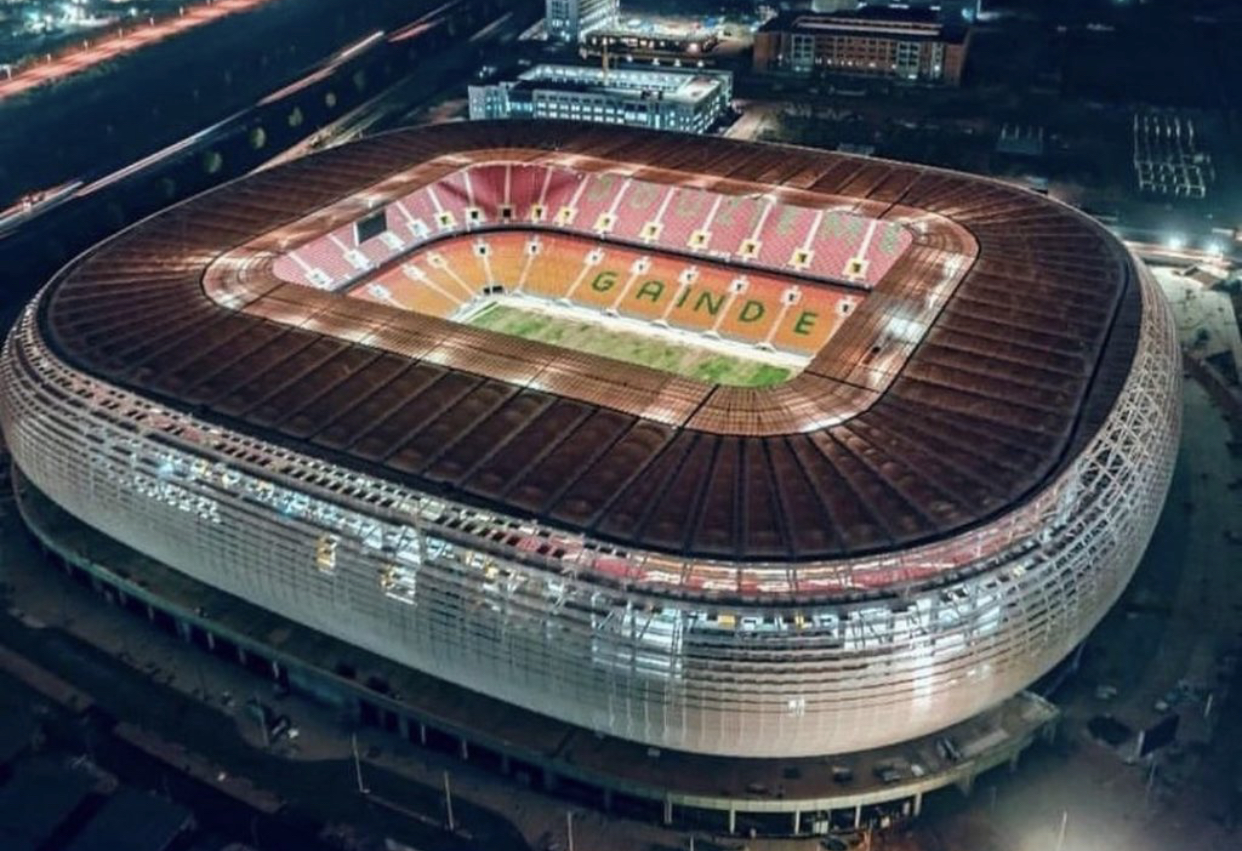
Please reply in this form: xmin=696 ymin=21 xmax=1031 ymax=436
xmin=761 ymin=8 xmax=969 ymax=43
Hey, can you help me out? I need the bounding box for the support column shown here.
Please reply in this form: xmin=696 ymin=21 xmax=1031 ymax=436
xmin=1008 ymin=750 xmax=1020 ymax=773
xmin=205 ymin=631 xmax=217 ymax=652
xmin=176 ymin=620 xmax=192 ymax=643
xmin=913 ymin=792 xmax=923 ymax=817
xmin=1070 ymin=641 xmax=1086 ymax=673
xmin=792 ymin=810 xmax=802 ymax=835
xmin=459 ymin=738 xmax=470 ymax=761
xmin=727 ymin=807 xmax=736 ymax=834
xmin=662 ymin=796 xmax=673 ymax=826
xmin=853 ymin=804 xmax=862 ymax=829
xmin=418 ymin=722 xmax=427 ymax=746
xmin=1043 ymin=719 xmax=1059 ymax=744
xmin=957 ymin=771 xmax=975 ymax=797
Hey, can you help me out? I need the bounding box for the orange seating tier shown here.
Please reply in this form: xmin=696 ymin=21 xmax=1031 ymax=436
xmin=351 ymin=231 xmax=853 ymax=355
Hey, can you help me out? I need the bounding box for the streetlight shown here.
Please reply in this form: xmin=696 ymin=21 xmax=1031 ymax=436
xmin=1054 ymin=810 xmax=1068 ymax=851
xmin=444 ymin=770 xmax=455 ymax=831
xmin=350 ymin=733 xmax=369 ymax=794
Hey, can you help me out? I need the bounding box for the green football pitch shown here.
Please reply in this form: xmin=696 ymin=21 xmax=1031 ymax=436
xmin=467 ymin=302 xmax=793 ymax=388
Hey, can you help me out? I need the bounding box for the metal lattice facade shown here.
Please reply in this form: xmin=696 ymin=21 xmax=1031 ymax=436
xmin=1 ymin=260 xmax=1179 ymax=758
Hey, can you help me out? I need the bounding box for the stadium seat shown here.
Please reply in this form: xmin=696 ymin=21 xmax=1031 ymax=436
xmin=358 ymin=262 xmax=463 ymax=318
xmin=573 ymin=173 xmax=626 ymax=235
xmin=433 ymin=170 xmax=473 ymax=226
xmin=284 ymin=165 xmax=911 ymax=332
xmin=541 ymin=168 xmax=581 ymax=223
xmin=485 ymin=232 xmax=530 ymax=290
xmin=508 ymin=164 xmax=547 ymax=221
xmin=755 ymin=203 xmax=817 ymax=271
xmin=659 ymin=188 xmax=715 ymax=250
xmin=392 ymin=190 xmax=439 ymax=244
xmin=521 ymin=235 xmax=586 ymax=301
xmin=767 ymin=284 xmax=847 ymax=355
xmin=706 ymin=195 xmax=764 ymax=256
xmin=609 ymin=180 xmax=672 ymax=242
xmin=714 ymin=273 xmax=784 ymax=345
xmin=468 ymin=164 xmax=508 ymax=219
xmin=806 ymin=210 xmax=867 ymax=279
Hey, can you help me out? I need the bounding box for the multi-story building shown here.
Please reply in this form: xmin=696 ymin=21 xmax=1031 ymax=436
xmin=754 ymin=8 xmax=971 ymax=86
xmin=546 ymin=0 xmax=618 ymax=42
xmin=468 ymin=64 xmax=732 ymax=134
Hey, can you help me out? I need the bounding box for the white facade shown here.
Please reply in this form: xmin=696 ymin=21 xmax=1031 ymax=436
xmin=546 ymin=0 xmax=618 ymax=42
xmin=469 ymin=64 xmax=733 ymax=134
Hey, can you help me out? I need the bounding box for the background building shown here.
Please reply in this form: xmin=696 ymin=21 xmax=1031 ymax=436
xmin=546 ymin=0 xmax=618 ymax=42
xmin=811 ymin=0 xmax=981 ymax=22
xmin=468 ymin=64 xmax=732 ymax=133
xmin=579 ymin=26 xmax=721 ymax=67
xmin=754 ymin=8 xmax=972 ymax=86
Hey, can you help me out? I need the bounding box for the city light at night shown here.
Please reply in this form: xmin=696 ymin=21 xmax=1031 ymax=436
xmin=0 ymin=2 xmax=1238 ymax=851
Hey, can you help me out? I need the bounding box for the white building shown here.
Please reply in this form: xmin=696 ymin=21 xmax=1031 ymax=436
xmin=468 ymin=64 xmax=733 ymax=134
xmin=546 ymin=0 xmax=618 ymax=42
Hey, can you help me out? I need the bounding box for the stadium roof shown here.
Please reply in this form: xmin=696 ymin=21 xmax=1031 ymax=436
xmin=40 ymin=121 xmax=1141 ymax=564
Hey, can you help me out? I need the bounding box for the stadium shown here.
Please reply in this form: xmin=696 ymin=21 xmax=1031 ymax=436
xmin=1 ymin=121 xmax=1179 ymax=778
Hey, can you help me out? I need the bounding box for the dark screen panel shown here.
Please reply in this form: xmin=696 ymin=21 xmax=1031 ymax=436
xmin=354 ymin=209 xmax=387 ymax=244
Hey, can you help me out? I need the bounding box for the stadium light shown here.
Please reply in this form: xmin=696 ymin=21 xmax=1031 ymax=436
xmin=1206 ymin=242 xmax=1223 ymax=257
xmin=1165 ymin=234 xmax=1186 ymax=251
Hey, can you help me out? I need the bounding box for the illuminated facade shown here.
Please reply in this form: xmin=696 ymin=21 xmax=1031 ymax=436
xmin=468 ymin=65 xmax=732 ymax=133
xmin=546 ymin=0 xmax=617 ymax=42
xmin=754 ymin=10 xmax=971 ymax=86
xmin=0 ymin=123 xmax=1180 ymax=759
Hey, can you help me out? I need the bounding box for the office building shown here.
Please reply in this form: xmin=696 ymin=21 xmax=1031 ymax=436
xmin=546 ymin=0 xmax=618 ymax=42
xmin=468 ymin=64 xmax=732 ymax=133
xmin=754 ymin=8 xmax=972 ymax=85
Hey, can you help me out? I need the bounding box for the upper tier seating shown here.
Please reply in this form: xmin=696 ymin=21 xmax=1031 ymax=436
xmin=273 ymin=162 xmax=913 ymax=296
